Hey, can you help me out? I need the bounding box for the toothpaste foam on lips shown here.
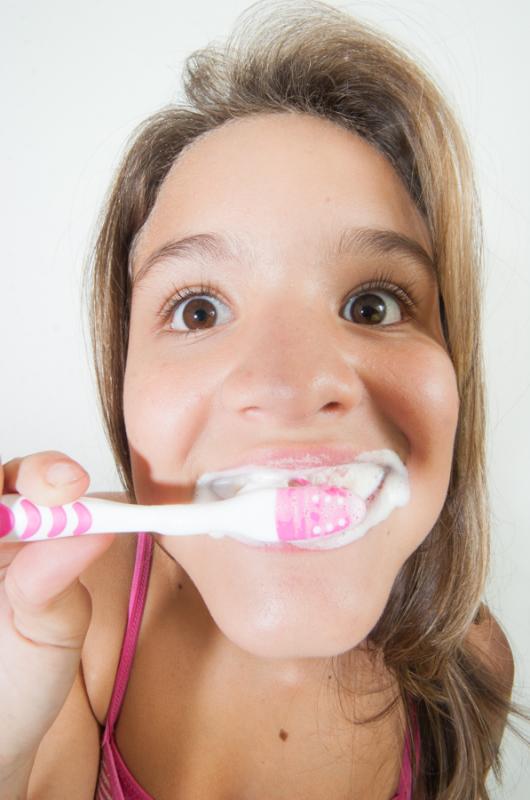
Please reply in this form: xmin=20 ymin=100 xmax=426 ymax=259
xmin=194 ymin=449 xmax=410 ymax=550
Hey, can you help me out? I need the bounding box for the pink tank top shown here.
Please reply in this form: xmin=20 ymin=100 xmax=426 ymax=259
xmin=95 ymin=532 xmax=419 ymax=800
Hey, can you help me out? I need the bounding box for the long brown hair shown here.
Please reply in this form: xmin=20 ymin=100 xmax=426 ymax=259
xmin=83 ymin=2 xmax=528 ymax=796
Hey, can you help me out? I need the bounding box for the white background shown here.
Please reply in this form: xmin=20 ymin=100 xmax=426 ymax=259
xmin=1 ymin=0 xmax=529 ymax=795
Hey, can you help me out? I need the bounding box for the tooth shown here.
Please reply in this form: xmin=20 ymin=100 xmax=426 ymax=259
xmin=195 ymin=450 xmax=404 ymax=508
xmin=208 ymin=461 xmax=385 ymax=501
xmin=209 ymin=477 xmax=247 ymax=500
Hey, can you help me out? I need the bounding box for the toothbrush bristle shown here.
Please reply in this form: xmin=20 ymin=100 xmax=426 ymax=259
xmin=275 ymin=485 xmax=366 ymax=542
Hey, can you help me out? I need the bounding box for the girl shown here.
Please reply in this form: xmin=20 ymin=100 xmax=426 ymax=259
xmin=1 ymin=2 xmax=526 ymax=798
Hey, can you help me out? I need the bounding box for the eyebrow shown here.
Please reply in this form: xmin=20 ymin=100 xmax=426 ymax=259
xmin=130 ymin=226 xmax=436 ymax=287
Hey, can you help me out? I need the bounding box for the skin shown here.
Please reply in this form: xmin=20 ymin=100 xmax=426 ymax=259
xmin=123 ymin=112 xmax=459 ymax=693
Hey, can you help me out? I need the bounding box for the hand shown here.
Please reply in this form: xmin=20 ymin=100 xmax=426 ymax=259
xmin=0 ymin=451 xmax=115 ymax=771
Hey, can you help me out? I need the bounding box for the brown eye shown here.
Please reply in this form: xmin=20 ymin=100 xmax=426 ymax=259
xmin=169 ymin=293 xmax=232 ymax=333
xmin=344 ymin=290 xmax=402 ymax=326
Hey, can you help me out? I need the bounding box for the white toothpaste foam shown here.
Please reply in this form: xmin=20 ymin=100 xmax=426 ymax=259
xmin=194 ymin=449 xmax=409 ymax=550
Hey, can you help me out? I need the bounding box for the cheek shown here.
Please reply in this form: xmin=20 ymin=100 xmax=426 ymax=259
xmin=123 ymin=365 xmax=180 ymax=451
xmin=415 ymin=350 xmax=460 ymax=442
xmin=375 ymin=339 xmax=459 ymax=463
xmin=378 ymin=340 xmax=459 ymax=556
xmin=122 ymin=344 xmax=216 ymax=484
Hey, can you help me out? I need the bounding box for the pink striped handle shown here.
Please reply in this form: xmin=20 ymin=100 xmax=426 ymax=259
xmin=0 ymin=498 xmax=92 ymax=540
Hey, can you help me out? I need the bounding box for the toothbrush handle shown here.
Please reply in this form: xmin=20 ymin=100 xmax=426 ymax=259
xmin=0 ymin=494 xmax=159 ymax=542
xmin=0 ymin=493 xmax=247 ymax=542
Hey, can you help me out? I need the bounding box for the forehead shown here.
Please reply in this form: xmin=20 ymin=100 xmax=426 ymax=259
xmin=132 ymin=112 xmax=432 ymax=269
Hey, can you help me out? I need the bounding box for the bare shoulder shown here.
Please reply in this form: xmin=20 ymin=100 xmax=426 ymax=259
xmin=464 ymin=604 xmax=515 ymax=758
xmin=78 ymin=492 xmax=139 ymax=725
xmin=465 ymin=604 xmax=515 ymax=691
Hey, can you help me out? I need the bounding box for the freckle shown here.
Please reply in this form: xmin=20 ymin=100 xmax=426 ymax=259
xmin=178 ymin=583 xmax=183 ymax=590
xmin=328 ymin=674 xmax=332 ymax=679
xmin=279 ymin=729 xmax=288 ymax=741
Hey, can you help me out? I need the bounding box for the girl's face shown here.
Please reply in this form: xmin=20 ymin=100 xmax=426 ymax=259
xmin=124 ymin=112 xmax=459 ymax=661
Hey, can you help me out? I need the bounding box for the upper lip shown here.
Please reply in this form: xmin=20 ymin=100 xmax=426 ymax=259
xmin=212 ymin=443 xmax=371 ymax=472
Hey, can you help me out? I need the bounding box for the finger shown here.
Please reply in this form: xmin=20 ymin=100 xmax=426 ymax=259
xmin=4 ymin=533 xmax=116 ymax=646
xmin=6 ymin=533 xmax=115 ymax=609
xmin=2 ymin=452 xmax=90 ymax=507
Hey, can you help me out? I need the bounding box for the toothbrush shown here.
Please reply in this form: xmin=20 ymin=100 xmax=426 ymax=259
xmin=0 ymin=485 xmax=366 ymax=545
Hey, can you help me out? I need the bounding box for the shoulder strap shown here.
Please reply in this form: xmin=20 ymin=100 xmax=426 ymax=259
xmin=103 ymin=532 xmax=154 ymax=741
xmin=393 ymin=696 xmax=420 ymax=799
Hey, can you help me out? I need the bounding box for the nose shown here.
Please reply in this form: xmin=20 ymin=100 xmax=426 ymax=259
xmin=219 ymin=302 xmax=365 ymax=424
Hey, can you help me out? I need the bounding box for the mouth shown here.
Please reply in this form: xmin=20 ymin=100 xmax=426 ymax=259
xmin=194 ymin=449 xmax=410 ymax=551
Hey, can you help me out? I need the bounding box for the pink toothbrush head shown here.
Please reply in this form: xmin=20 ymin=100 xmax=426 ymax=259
xmin=275 ymin=484 xmax=366 ymax=541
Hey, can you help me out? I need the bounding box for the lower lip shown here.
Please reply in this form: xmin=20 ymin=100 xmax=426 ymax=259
xmin=241 ymin=541 xmax=331 ymax=554
xmin=254 ymin=541 xmax=322 ymax=553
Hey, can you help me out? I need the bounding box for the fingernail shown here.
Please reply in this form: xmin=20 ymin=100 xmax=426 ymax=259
xmin=46 ymin=461 xmax=87 ymax=486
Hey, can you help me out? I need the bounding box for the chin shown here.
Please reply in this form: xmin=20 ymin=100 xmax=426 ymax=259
xmin=207 ymin=596 xmax=384 ymax=660
xmin=227 ymin=636 xmax=365 ymax=661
